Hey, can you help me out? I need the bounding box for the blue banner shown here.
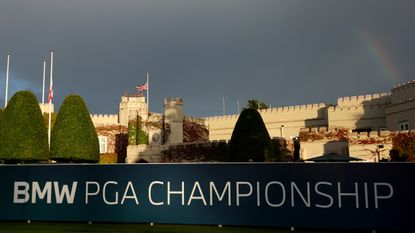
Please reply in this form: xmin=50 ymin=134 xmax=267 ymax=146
xmin=0 ymin=163 xmax=413 ymax=230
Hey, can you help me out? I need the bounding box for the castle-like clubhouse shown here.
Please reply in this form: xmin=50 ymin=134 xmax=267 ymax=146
xmin=87 ymin=80 xmax=414 ymax=162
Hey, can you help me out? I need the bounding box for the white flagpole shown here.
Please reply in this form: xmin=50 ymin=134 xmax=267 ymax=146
xmin=48 ymin=51 xmax=54 ymax=148
xmin=42 ymin=60 xmax=46 ymax=113
xmin=146 ymin=72 xmax=149 ymax=112
xmin=4 ymin=53 xmax=10 ymax=108
xmin=237 ymin=99 xmax=240 ymax=114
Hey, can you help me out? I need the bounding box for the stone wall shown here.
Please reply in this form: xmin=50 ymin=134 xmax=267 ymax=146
xmin=336 ymin=93 xmax=390 ymax=107
xmin=387 ymin=80 xmax=415 ymax=131
xmin=299 ymin=127 xmax=393 ymax=161
xmin=205 ymin=103 xmax=328 ymax=141
xmin=90 ymin=114 xmax=118 ymax=126
xmin=328 ymin=93 xmax=390 ymax=131
xmin=39 ymin=103 xmax=54 ymax=113
xmin=161 ymin=138 xmax=292 ymax=163
xmin=301 ymin=141 xmax=349 ymax=160
xmin=126 ymin=144 xmax=167 ymax=163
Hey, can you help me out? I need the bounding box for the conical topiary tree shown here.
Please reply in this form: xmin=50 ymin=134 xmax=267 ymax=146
xmin=229 ymin=108 xmax=272 ymax=162
xmin=0 ymin=91 xmax=49 ymax=162
xmin=0 ymin=108 xmax=4 ymax=124
xmin=51 ymin=94 xmax=99 ymax=162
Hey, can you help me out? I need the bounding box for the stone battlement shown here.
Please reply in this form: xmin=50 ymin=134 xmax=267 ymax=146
xmin=121 ymin=95 xmax=146 ymax=103
xmin=259 ymin=103 xmax=327 ymax=114
xmin=90 ymin=114 xmax=119 ymax=126
xmin=336 ymin=93 xmax=390 ymax=106
xmin=204 ymin=114 xmax=239 ymax=121
xmin=392 ymin=80 xmax=415 ymax=92
xmin=328 ymin=104 xmax=387 ymax=111
xmin=164 ymin=98 xmax=183 ymax=105
xmin=184 ymin=116 xmax=207 ymax=125
xmin=205 ymin=103 xmax=327 ymax=121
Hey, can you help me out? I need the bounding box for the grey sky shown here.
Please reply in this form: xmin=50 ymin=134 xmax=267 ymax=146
xmin=0 ymin=0 xmax=414 ymax=117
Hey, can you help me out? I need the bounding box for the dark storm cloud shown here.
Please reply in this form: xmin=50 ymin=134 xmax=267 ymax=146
xmin=0 ymin=0 xmax=414 ymax=116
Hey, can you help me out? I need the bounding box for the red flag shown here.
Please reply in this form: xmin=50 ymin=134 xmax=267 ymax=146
xmin=48 ymin=75 xmax=53 ymax=103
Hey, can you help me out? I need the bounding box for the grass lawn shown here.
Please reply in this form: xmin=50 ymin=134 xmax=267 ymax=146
xmin=0 ymin=222 xmax=373 ymax=233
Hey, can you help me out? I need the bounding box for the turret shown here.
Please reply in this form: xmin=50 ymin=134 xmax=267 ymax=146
xmin=164 ymin=98 xmax=183 ymax=145
xmin=119 ymin=93 xmax=148 ymax=126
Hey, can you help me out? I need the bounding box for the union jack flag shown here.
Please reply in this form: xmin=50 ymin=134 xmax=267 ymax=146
xmin=48 ymin=88 xmax=53 ymax=103
xmin=48 ymin=75 xmax=53 ymax=103
xmin=136 ymin=82 xmax=148 ymax=91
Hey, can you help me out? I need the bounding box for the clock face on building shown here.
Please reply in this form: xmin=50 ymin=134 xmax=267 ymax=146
xmin=152 ymin=133 xmax=160 ymax=143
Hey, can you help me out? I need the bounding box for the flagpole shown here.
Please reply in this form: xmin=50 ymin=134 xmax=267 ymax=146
xmin=237 ymin=99 xmax=240 ymax=114
xmin=42 ymin=60 xmax=46 ymax=113
xmin=146 ymin=72 xmax=149 ymax=113
xmin=48 ymin=51 xmax=54 ymax=148
xmin=4 ymin=53 xmax=10 ymax=108
xmin=222 ymin=97 xmax=225 ymax=115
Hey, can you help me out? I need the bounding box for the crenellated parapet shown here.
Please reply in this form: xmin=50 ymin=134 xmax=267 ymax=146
xmin=204 ymin=114 xmax=239 ymax=122
xmin=184 ymin=116 xmax=207 ymax=125
xmin=328 ymin=104 xmax=388 ymax=112
xmin=389 ymin=80 xmax=415 ymax=105
xmin=391 ymin=80 xmax=415 ymax=93
xmin=147 ymin=112 xmax=162 ymax=122
xmin=336 ymin=92 xmax=391 ymax=107
xmin=90 ymin=114 xmax=119 ymax=126
xmin=259 ymin=103 xmax=327 ymax=114
xmin=205 ymin=103 xmax=328 ymax=122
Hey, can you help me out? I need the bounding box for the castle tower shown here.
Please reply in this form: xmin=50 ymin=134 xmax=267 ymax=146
xmin=164 ymin=98 xmax=183 ymax=145
xmin=119 ymin=94 xmax=149 ymax=126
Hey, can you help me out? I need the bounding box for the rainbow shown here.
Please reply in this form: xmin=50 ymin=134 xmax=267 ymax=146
xmin=358 ymin=29 xmax=401 ymax=84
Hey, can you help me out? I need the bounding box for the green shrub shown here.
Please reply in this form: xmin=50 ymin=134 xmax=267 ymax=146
xmin=99 ymin=153 xmax=118 ymax=164
xmin=268 ymin=138 xmax=292 ymax=162
xmin=0 ymin=108 xmax=3 ymax=122
xmin=229 ymin=108 xmax=272 ymax=162
xmin=0 ymin=91 xmax=49 ymax=162
xmin=51 ymin=95 xmax=99 ymax=162
xmin=392 ymin=132 xmax=415 ymax=161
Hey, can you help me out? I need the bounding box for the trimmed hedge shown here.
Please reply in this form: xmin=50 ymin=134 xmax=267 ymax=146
xmin=0 ymin=91 xmax=49 ymax=162
xmin=0 ymin=108 xmax=3 ymax=123
xmin=51 ymin=95 xmax=99 ymax=162
xmin=229 ymin=108 xmax=272 ymax=162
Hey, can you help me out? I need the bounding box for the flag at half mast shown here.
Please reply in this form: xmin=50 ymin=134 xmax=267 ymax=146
xmin=48 ymin=77 xmax=53 ymax=103
xmin=48 ymin=51 xmax=54 ymax=148
xmin=136 ymin=82 xmax=148 ymax=91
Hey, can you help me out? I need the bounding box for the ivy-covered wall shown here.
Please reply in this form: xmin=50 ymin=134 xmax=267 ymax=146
xmin=128 ymin=118 xmax=148 ymax=145
xmin=392 ymin=132 xmax=415 ymax=161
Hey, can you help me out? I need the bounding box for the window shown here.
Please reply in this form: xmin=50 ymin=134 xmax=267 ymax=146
xmin=399 ymin=121 xmax=409 ymax=131
xmin=98 ymin=136 xmax=108 ymax=154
